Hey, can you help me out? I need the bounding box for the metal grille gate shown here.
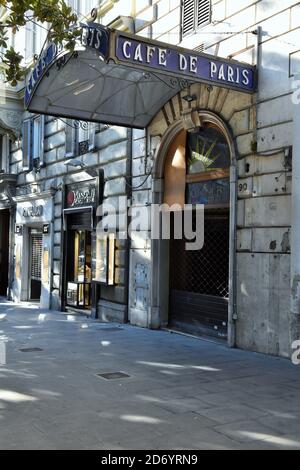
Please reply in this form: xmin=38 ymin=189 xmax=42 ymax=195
xmin=169 ymin=210 xmax=229 ymax=339
xmin=30 ymin=231 xmax=43 ymax=300
xmin=31 ymin=233 xmax=42 ymax=279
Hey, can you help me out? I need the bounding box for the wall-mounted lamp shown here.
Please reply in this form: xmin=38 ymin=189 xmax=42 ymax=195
xmin=64 ymin=159 xmax=98 ymax=178
xmin=182 ymin=94 xmax=196 ymax=103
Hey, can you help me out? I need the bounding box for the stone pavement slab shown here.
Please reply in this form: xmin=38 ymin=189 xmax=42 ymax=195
xmin=0 ymin=299 xmax=299 ymax=450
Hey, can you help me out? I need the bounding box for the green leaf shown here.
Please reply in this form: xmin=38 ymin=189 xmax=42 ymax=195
xmin=0 ymin=0 xmax=82 ymax=85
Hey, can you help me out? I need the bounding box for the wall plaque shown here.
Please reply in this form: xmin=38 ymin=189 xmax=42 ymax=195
xmin=23 ymin=205 xmax=43 ymax=218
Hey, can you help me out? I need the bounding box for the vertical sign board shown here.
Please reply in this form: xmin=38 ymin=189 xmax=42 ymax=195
xmin=43 ymin=246 xmax=49 ymax=284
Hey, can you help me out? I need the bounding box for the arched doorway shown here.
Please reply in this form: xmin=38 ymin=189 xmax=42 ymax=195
xmin=151 ymin=110 xmax=236 ymax=342
xmin=165 ymin=123 xmax=231 ymax=339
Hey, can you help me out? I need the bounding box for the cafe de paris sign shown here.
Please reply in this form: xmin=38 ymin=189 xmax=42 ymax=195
xmin=25 ymin=23 xmax=255 ymax=127
xmin=115 ymin=35 xmax=254 ymax=91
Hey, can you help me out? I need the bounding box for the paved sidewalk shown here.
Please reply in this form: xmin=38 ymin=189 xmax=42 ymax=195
xmin=0 ymin=299 xmax=300 ymax=450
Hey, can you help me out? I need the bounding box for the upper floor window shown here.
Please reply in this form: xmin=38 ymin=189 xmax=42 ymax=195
xmin=0 ymin=135 xmax=10 ymax=173
xmin=24 ymin=9 xmax=48 ymax=64
xmin=67 ymin=0 xmax=94 ymax=17
xmin=182 ymin=0 xmax=211 ymax=37
xmin=65 ymin=119 xmax=96 ymax=157
xmin=25 ymin=15 xmax=37 ymax=63
xmin=22 ymin=115 xmax=45 ymax=171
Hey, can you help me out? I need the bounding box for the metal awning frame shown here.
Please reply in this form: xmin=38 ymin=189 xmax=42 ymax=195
xmin=25 ymin=23 xmax=256 ymax=129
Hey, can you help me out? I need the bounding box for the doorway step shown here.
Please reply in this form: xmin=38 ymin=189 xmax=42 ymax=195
xmin=162 ymin=327 xmax=227 ymax=345
xmin=64 ymin=306 xmax=92 ymax=317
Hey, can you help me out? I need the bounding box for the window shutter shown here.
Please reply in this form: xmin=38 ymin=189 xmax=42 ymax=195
xmin=182 ymin=0 xmax=195 ymax=37
xmin=65 ymin=119 xmax=75 ymax=156
xmin=197 ymin=0 xmax=211 ymax=28
xmin=39 ymin=115 xmax=45 ymax=163
xmin=22 ymin=119 xmax=31 ymax=170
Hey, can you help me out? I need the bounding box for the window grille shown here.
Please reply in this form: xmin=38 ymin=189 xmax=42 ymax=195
xmin=170 ymin=213 xmax=229 ymax=298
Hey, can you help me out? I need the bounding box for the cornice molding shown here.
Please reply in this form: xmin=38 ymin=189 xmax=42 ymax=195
xmin=14 ymin=190 xmax=55 ymax=203
xmin=107 ymin=15 xmax=135 ymax=32
xmin=98 ymin=0 xmax=119 ymax=17
xmin=0 ymin=84 xmax=25 ymax=102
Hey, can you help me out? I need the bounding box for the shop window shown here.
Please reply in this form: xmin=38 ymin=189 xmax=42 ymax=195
xmin=182 ymin=0 xmax=211 ymax=37
xmin=74 ymin=230 xmax=92 ymax=283
xmin=92 ymin=233 xmax=115 ymax=285
xmin=22 ymin=115 xmax=45 ymax=171
xmin=65 ymin=119 xmax=96 ymax=157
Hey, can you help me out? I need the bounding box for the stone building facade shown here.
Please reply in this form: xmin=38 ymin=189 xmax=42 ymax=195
xmin=0 ymin=0 xmax=300 ymax=359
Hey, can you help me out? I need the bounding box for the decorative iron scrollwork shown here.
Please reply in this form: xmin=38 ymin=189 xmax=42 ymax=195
xmin=74 ymin=120 xmax=89 ymax=130
xmin=178 ymin=78 xmax=190 ymax=90
xmin=144 ymin=71 xmax=193 ymax=91
xmin=91 ymin=8 xmax=98 ymax=21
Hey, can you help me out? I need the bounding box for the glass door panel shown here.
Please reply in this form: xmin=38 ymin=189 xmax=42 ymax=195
xmin=66 ymin=229 xmax=92 ymax=309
